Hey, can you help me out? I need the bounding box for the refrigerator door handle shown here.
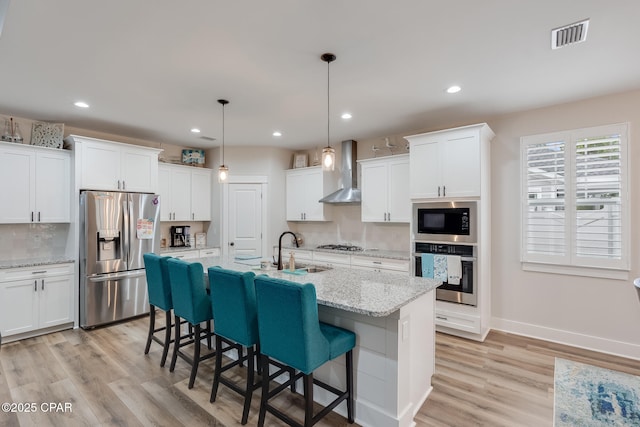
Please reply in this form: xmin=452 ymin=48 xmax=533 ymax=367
xmin=88 ymin=270 xmax=147 ymax=282
xmin=122 ymin=196 xmax=131 ymax=269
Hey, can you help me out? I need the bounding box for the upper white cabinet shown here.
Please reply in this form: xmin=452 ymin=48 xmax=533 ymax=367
xmin=406 ymin=123 xmax=494 ymax=200
xmin=285 ymin=166 xmax=334 ymax=221
xmin=358 ymin=154 xmax=410 ymax=223
xmin=0 ymin=142 xmax=70 ymax=223
xmin=158 ymin=163 xmax=212 ymax=222
xmin=67 ymin=135 xmax=161 ymax=193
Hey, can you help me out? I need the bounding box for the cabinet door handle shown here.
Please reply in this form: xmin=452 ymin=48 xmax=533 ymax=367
xmin=192 ymin=213 xmax=195 ymax=220
xmin=41 ymin=279 xmax=45 ymax=291
xmin=123 ymin=181 xmax=126 ymax=190
xmin=387 ymin=212 xmax=391 ymax=222
xmin=436 ymin=315 xmax=448 ymax=321
xmin=38 ymin=211 xmax=41 ymax=222
xmin=373 ymin=261 xmax=382 ymax=265
xmin=31 ymin=211 xmax=34 ymax=222
xmin=443 ymin=186 xmax=446 ymax=197
xmin=31 ymin=271 xmax=47 ymax=274
xmin=117 ymin=180 xmax=121 ymax=190
xmin=34 ymin=280 xmax=37 ymax=291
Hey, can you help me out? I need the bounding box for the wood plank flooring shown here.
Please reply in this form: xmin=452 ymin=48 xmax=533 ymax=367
xmin=1 ymin=316 xmax=639 ymax=426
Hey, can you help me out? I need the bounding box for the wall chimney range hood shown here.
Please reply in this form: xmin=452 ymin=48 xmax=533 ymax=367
xmin=319 ymin=140 xmax=361 ymax=204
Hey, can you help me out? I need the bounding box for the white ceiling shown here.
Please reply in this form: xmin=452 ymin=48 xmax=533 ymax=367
xmin=0 ymin=1 xmax=639 ymax=150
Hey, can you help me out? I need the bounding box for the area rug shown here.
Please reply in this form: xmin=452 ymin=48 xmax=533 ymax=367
xmin=554 ymin=357 xmax=640 ymax=426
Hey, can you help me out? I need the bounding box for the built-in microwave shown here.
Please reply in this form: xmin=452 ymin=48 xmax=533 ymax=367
xmin=413 ymin=201 xmax=477 ymax=243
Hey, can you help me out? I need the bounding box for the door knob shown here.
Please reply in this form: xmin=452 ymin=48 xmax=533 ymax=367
xmin=229 ymin=242 xmax=235 ymax=246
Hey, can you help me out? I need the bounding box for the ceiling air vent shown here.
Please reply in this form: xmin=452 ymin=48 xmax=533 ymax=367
xmin=552 ymin=19 xmax=589 ymax=49
xmin=199 ymin=136 xmax=216 ymax=142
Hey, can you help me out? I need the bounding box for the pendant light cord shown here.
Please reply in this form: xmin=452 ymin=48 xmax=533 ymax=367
xmin=221 ymin=103 xmax=225 ymax=165
xmin=327 ymin=58 xmax=330 ymax=149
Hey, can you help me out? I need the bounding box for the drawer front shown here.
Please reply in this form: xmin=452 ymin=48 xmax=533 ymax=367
xmin=199 ymin=248 xmax=220 ymax=257
xmin=164 ymin=250 xmax=200 ymax=260
xmin=435 ymin=308 xmax=481 ymax=334
xmin=350 ymin=255 xmax=409 ymax=272
xmin=1 ymin=263 xmax=74 ymax=282
xmin=312 ymin=252 xmax=350 ymax=266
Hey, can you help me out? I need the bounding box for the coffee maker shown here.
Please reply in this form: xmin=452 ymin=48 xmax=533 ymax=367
xmin=170 ymin=225 xmax=191 ymax=248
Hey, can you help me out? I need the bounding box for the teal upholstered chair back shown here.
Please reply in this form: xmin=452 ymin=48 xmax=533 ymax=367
xmin=208 ymin=267 xmax=258 ymax=348
xmin=143 ymin=253 xmax=173 ymax=311
xmin=167 ymin=258 xmax=212 ymax=325
xmin=254 ymin=276 xmax=330 ymax=374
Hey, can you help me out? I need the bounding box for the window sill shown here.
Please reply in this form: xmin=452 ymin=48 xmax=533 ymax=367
xmin=522 ymin=262 xmax=629 ymax=281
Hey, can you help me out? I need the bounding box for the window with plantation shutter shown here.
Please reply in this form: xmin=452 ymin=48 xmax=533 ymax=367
xmin=521 ymin=123 xmax=629 ymax=276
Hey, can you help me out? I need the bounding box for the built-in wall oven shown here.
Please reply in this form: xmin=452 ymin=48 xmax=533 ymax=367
xmin=414 ymin=242 xmax=477 ymax=306
xmin=413 ymin=201 xmax=478 ymax=306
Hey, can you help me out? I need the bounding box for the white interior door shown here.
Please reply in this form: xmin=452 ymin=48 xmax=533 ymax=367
xmin=228 ymin=183 xmax=263 ymax=257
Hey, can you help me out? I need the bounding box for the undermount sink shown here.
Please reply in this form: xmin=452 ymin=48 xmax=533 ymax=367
xmin=273 ymin=263 xmax=331 ymax=273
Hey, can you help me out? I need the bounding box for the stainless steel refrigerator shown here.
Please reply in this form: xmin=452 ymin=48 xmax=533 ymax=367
xmin=79 ymin=191 xmax=160 ymax=329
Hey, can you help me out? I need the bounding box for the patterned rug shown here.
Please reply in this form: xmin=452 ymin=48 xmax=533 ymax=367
xmin=554 ymin=358 xmax=640 ymax=426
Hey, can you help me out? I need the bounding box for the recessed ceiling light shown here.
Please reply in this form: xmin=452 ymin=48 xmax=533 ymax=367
xmin=74 ymin=101 xmax=89 ymax=108
xmin=190 ymin=128 xmax=201 ymax=133
xmin=273 ymin=131 xmax=282 ymax=137
xmin=446 ymin=86 xmax=461 ymax=94
xmin=341 ymin=113 xmax=352 ymax=120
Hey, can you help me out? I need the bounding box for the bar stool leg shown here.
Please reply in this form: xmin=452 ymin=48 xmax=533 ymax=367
xmin=303 ymin=373 xmax=314 ymax=427
xmin=144 ymin=304 xmax=155 ymax=354
xmin=160 ymin=310 xmax=172 ymax=367
xmin=169 ymin=314 xmax=181 ymax=372
xmin=210 ymin=335 xmax=223 ymax=402
xmin=189 ymin=323 xmax=202 ymax=389
xmin=346 ymin=350 xmax=354 ymax=423
xmin=257 ymin=355 xmax=269 ymax=427
xmin=241 ymin=345 xmax=255 ymax=424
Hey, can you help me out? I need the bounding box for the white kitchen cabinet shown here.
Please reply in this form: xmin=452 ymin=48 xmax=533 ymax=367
xmin=161 ymin=249 xmax=200 ymax=259
xmin=67 ymin=135 xmax=161 ymax=193
xmin=0 ymin=142 xmax=70 ymax=223
xmin=312 ymin=251 xmax=351 ymax=268
xmin=285 ymin=166 xmax=334 ymax=221
xmin=358 ymin=154 xmax=410 ymax=223
xmin=158 ymin=163 xmax=212 ymax=222
xmin=199 ymin=248 xmax=220 ymax=257
xmin=406 ymin=123 xmax=494 ymax=200
xmin=0 ymin=263 xmax=74 ymax=340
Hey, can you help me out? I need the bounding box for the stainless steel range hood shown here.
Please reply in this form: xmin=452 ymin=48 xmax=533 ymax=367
xmin=319 ymin=140 xmax=361 ymax=204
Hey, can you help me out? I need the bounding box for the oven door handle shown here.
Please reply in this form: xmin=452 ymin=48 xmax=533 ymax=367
xmin=414 ymin=253 xmax=476 ymax=262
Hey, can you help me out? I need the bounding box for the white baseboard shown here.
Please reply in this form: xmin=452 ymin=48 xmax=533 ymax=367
xmin=491 ymin=317 xmax=640 ymax=361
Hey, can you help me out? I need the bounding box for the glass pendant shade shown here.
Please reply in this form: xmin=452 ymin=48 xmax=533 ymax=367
xmin=322 ymin=146 xmax=335 ymax=171
xmin=218 ymin=165 xmax=229 ymax=183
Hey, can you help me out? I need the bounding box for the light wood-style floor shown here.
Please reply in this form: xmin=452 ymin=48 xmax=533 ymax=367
xmin=1 ymin=316 xmax=639 ymax=427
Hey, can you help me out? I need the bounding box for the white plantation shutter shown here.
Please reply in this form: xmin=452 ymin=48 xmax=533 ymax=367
xmin=521 ymin=123 xmax=628 ymax=272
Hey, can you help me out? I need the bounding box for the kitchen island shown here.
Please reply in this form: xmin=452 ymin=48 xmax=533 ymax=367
xmin=192 ymin=256 xmax=440 ymax=427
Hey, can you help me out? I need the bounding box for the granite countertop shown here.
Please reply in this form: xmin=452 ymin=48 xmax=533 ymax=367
xmin=160 ymin=246 xmax=220 ymax=253
xmin=193 ymin=256 xmax=438 ymax=317
xmin=279 ymin=245 xmax=410 ymax=261
xmin=0 ymin=257 xmax=75 ymax=269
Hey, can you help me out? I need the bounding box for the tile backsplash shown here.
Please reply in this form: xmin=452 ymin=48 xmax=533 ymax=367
xmin=289 ymin=205 xmax=410 ymax=252
xmin=0 ymin=224 xmax=71 ymax=260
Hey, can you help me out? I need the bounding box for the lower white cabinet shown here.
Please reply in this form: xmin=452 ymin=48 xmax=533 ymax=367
xmin=434 ymin=303 xmax=481 ymax=335
xmin=0 ymin=263 xmax=74 ymax=340
xmin=311 ymin=252 xmax=351 ymax=268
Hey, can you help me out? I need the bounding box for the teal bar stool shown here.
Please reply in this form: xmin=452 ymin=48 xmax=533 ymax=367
xmin=208 ymin=267 xmax=295 ymax=424
xmin=142 ymin=253 xmax=174 ymax=367
xmin=167 ymin=258 xmax=215 ymax=389
xmin=208 ymin=267 xmax=260 ymax=424
xmin=254 ymin=276 xmax=355 ymax=427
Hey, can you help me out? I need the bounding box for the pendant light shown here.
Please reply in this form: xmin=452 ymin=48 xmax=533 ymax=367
xmin=321 ymin=53 xmax=336 ymax=171
xmin=217 ymin=99 xmax=229 ymax=183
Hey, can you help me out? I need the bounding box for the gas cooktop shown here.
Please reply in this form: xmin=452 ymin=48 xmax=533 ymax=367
xmin=316 ymin=244 xmax=363 ymax=252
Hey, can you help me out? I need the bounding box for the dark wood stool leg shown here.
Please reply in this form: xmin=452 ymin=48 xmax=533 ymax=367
xmin=160 ymin=310 xmax=172 ymax=367
xmin=255 ymin=343 xmax=262 ymax=375
xmin=189 ymin=323 xmax=201 ymax=389
xmin=241 ymin=345 xmax=255 ymax=424
xmin=210 ymin=334 xmax=223 ymax=402
xmin=257 ymin=355 xmax=269 ymax=427
xmin=169 ymin=314 xmax=181 ymax=372
xmin=303 ymin=373 xmax=314 ymax=427
xmin=346 ymin=350 xmax=354 ymax=423
xmin=144 ymin=304 xmax=155 ymax=354
xmin=206 ymin=320 xmax=212 ymax=349
xmin=290 ymin=367 xmax=297 ymax=393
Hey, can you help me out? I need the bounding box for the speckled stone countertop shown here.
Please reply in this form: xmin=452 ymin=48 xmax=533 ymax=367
xmin=0 ymin=257 xmax=75 ymax=269
xmin=159 ymin=246 xmax=220 ymax=253
xmin=279 ymin=245 xmax=410 ymax=261
xmin=193 ymin=256 xmax=438 ymax=317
